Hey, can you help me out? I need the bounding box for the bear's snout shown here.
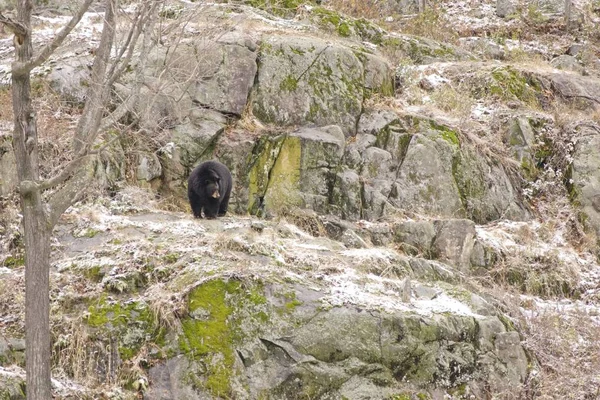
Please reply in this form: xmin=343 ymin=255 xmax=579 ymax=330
xmin=211 ymin=189 xmax=220 ymax=199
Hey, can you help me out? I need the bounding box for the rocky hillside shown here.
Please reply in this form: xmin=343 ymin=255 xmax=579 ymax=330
xmin=1 ymin=0 xmax=600 ymax=398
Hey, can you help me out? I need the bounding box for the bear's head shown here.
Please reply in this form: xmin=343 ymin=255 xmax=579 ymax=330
xmin=205 ymin=172 xmax=221 ymax=199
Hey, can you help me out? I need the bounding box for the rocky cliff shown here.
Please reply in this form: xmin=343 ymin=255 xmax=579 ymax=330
xmin=1 ymin=0 xmax=600 ymax=399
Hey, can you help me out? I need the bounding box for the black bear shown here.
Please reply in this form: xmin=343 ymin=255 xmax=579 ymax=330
xmin=187 ymin=160 xmax=232 ymax=219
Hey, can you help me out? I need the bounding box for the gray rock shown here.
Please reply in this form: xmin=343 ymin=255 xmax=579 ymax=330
xmin=340 ymin=229 xmax=369 ymax=249
xmin=171 ymin=109 xmax=227 ymax=170
xmin=390 ymin=135 xmax=465 ymax=218
xmin=393 ymin=220 xmax=436 ymax=257
xmin=46 ymin=54 xmax=93 ymax=106
xmin=361 ymin=147 xmax=394 ymax=181
xmin=146 ymin=356 xmax=210 ymax=400
xmin=191 ymin=40 xmax=257 ymax=116
xmin=387 ymin=34 xmax=474 ymax=65
xmin=551 ymin=54 xmax=584 ymax=74
xmin=136 ymin=152 xmax=162 ymax=182
xmin=252 ymin=35 xmax=364 ymax=136
xmin=453 ymin=145 xmax=530 ymax=223
xmin=496 ymin=0 xmax=516 ymax=18
xmin=566 ymin=43 xmax=583 ymax=56
xmin=506 ymin=116 xmax=536 ymax=167
xmin=345 ymin=133 xmax=377 ymax=169
xmin=462 ymin=37 xmax=507 ymax=60
xmin=567 ymin=123 xmax=600 ymax=237
xmin=357 ymin=109 xmax=399 ymax=135
xmin=361 ymin=53 xmax=394 ymax=96
xmin=413 ymin=283 xmax=440 ymax=299
xmin=432 ymin=219 xmax=476 ymax=272
xmin=543 ymin=72 xmax=600 ymax=108
xmin=408 ymin=257 xmax=456 ymax=282
xmin=331 ymin=169 xmax=363 ymax=220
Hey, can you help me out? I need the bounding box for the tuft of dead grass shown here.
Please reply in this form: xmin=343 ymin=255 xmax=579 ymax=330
xmin=399 ymin=8 xmax=459 ymax=44
xmin=280 ymin=208 xmax=327 ymax=237
xmin=487 ymin=252 xmax=580 ymax=299
xmin=520 ymin=307 xmax=600 ymax=399
xmin=430 ymin=84 xmax=475 ymax=122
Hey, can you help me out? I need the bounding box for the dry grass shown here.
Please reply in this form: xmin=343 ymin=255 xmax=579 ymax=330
xmin=520 ymin=307 xmax=600 ymax=399
xmin=0 ymin=87 xmax=13 ymax=121
xmin=430 ymin=84 xmax=475 ymax=121
xmin=325 ymin=0 xmax=391 ymax=21
xmin=280 ymin=208 xmax=327 ymax=237
xmin=399 ymin=8 xmax=459 ymax=44
xmin=487 ymin=252 xmax=580 ymax=299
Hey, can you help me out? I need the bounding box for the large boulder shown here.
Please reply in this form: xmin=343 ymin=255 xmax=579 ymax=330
xmin=190 ymin=33 xmax=258 ymax=116
xmin=567 ymin=123 xmax=600 ymax=238
xmin=252 ymin=35 xmax=364 ymax=136
xmin=247 ymin=125 xmax=346 ymax=215
xmin=390 ymin=133 xmax=466 ymax=218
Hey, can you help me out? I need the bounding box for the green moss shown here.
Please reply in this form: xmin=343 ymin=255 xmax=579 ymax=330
xmin=489 ymin=66 xmax=539 ymax=107
xmin=163 ymin=253 xmax=179 ymax=264
xmin=82 ymin=229 xmax=100 ymax=238
xmin=180 ymin=280 xmax=240 ymax=396
xmin=247 ymin=135 xmax=286 ymax=214
xmin=264 ymin=136 xmax=303 ymax=213
xmin=179 ymin=279 xmax=272 ymax=396
xmin=248 ymin=286 xmax=268 ymax=305
xmin=86 ymin=296 xmax=163 ymax=360
xmin=429 ymin=120 xmax=460 ymax=146
xmin=289 ymin=46 xmax=306 ymax=55
xmin=245 ymin=0 xmax=305 ymax=18
xmin=388 ymin=393 xmax=412 ymax=400
xmin=83 ymin=265 xmax=103 ymax=283
xmin=313 ymin=7 xmax=342 ymax=27
xmin=3 ymin=255 xmax=24 ymax=268
xmin=280 ymin=75 xmax=298 ymax=92
xmin=285 ymin=299 xmax=303 ymax=311
xmin=337 ymin=22 xmax=351 ymax=37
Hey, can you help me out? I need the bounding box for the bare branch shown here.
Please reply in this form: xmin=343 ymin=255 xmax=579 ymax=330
xmin=39 ymin=135 xmax=122 ymax=191
xmin=72 ymin=0 xmax=117 ymax=152
xmin=0 ymin=12 xmax=27 ymax=39
xmin=47 ymin=164 xmax=95 ymax=227
xmin=22 ymin=0 xmax=95 ymax=73
xmin=101 ymin=3 xmax=160 ymax=131
xmin=105 ymin=4 xmax=144 ymax=85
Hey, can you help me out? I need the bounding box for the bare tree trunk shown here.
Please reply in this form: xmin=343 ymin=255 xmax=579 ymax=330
xmin=10 ymin=0 xmax=53 ymax=397
xmin=22 ymin=205 xmax=52 ymax=399
xmin=0 ymin=1 xmax=158 ymax=395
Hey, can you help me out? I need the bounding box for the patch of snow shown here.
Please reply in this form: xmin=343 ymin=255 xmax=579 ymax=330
xmin=413 ymin=293 xmax=479 ymax=317
xmin=294 ymin=243 xmax=331 ymax=251
xmin=341 ymin=248 xmax=397 ymax=261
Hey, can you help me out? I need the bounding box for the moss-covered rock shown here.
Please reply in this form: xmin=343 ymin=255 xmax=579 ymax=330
xmin=382 ymin=34 xmax=474 ymax=65
xmin=247 ymin=126 xmax=346 ymax=216
xmin=252 ymin=35 xmax=364 ymax=136
xmin=452 ymin=145 xmax=530 ymax=223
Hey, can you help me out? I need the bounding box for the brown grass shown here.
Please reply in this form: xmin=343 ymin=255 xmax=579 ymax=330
xmin=520 ymin=307 xmax=600 ymax=398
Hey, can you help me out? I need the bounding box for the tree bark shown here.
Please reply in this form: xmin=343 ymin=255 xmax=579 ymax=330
xmin=2 ymin=1 xmax=156 ymax=395
xmin=11 ymin=0 xmax=53 ymax=397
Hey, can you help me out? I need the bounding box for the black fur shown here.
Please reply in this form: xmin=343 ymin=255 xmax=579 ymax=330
xmin=187 ymin=160 xmax=233 ymax=219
